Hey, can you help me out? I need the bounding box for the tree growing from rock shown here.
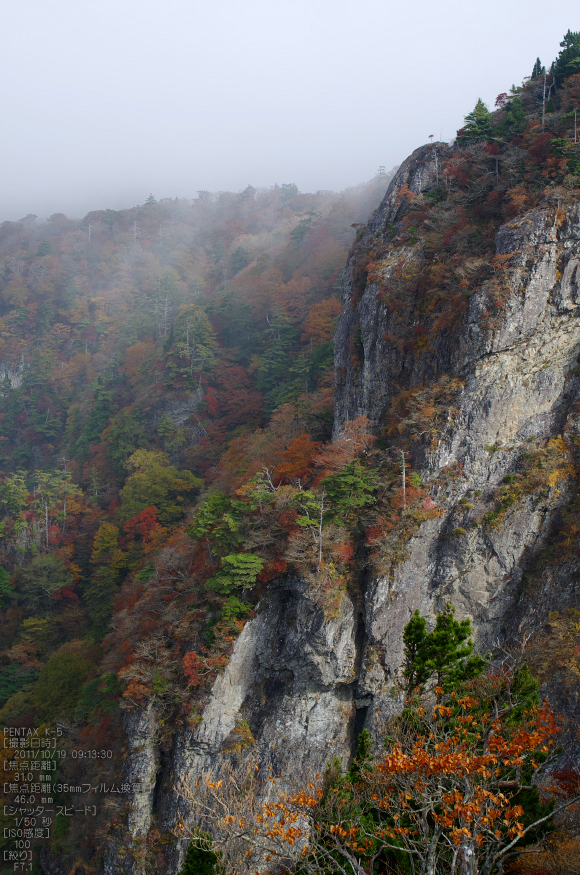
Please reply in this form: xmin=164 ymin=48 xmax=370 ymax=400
xmin=175 ymin=608 xmax=578 ymax=875
xmin=402 ymin=602 xmax=486 ymax=698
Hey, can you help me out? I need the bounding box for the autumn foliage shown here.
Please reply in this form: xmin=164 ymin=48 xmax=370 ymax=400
xmin=178 ymin=664 xmax=576 ymax=875
xmin=4 ymin=37 xmax=580 ymax=873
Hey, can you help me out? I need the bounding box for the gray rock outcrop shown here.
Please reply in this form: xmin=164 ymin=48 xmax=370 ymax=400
xmin=114 ymin=145 xmax=580 ymax=873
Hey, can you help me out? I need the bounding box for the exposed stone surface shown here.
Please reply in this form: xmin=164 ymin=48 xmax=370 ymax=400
xmin=115 ymin=146 xmax=580 ymax=873
xmin=159 ymin=386 xmax=204 ymax=429
xmin=0 ymin=363 xmax=25 ymax=389
xmin=334 ymin=144 xmax=452 ymax=431
xmin=103 ymin=706 xmax=159 ymax=874
xmin=171 ymin=577 xmax=359 ymax=847
xmin=331 ymin=149 xmax=580 ymax=737
xmin=125 ymin=706 xmax=159 ymax=837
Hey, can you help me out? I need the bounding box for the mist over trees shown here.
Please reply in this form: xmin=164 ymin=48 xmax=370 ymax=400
xmin=0 ymin=172 xmax=395 ymax=865
xmin=2 ymin=28 xmax=580 ymax=874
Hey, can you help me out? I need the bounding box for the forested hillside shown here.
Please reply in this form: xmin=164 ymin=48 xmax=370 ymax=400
xmin=3 ymin=28 xmax=580 ymax=875
xmin=0 ymin=174 xmax=393 ymax=869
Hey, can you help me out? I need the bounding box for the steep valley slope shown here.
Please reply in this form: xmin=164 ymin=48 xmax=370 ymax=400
xmin=3 ymin=62 xmax=580 ymax=875
xmin=113 ymin=101 xmax=580 ymax=872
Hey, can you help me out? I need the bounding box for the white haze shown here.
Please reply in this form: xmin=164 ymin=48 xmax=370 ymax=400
xmin=1 ymin=0 xmax=578 ymax=221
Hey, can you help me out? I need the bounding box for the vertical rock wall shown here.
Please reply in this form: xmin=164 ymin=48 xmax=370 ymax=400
xmin=114 ymin=148 xmax=580 ymax=873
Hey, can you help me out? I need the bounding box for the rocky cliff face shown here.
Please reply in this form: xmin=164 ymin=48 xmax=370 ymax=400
xmin=112 ymin=146 xmax=580 ymax=873
xmin=333 ymin=144 xmax=580 ymax=723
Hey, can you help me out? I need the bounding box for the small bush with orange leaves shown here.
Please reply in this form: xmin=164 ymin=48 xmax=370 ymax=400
xmin=175 ymin=667 xmax=577 ymax=875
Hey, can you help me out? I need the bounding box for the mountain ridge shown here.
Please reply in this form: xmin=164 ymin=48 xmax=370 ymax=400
xmin=3 ymin=37 xmax=580 ymax=875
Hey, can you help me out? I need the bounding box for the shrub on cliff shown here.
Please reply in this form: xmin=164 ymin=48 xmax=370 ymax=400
xmin=554 ymin=30 xmax=580 ymax=85
xmin=402 ymin=602 xmax=487 ymax=698
xmin=179 ymin=831 xmax=222 ymax=875
xmin=457 ymin=98 xmax=493 ymax=143
xmin=176 ymin=609 xmax=577 ymax=875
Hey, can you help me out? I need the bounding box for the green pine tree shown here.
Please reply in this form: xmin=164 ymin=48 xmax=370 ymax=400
xmin=228 ymin=247 xmax=249 ymax=275
xmin=104 ymin=408 xmax=147 ymax=479
xmin=531 ymin=57 xmax=545 ymax=79
xmin=205 ymin=553 xmax=264 ymax=594
xmin=74 ymin=379 xmax=114 ymax=462
xmin=322 ymin=459 xmax=378 ymax=523
xmin=499 ymin=96 xmax=527 ymax=138
xmin=402 ymin=603 xmax=486 ymax=697
xmin=163 ymin=305 xmax=217 ymax=389
xmin=188 ymin=492 xmax=246 ymax=556
xmin=84 ymin=565 xmax=121 ymax=640
xmin=458 ymin=98 xmax=492 ymax=144
xmin=0 ymin=567 xmax=14 ymax=607
xmin=553 ymin=30 xmax=580 ymax=85
xmin=256 ymin=306 xmax=298 ymax=410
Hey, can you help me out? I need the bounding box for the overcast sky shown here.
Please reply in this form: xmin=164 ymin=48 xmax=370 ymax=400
xmin=1 ymin=0 xmax=578 ymax=221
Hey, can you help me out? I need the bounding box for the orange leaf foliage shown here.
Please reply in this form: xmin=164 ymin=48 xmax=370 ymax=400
xmin=274 ymin=433 xmax=321 ymax=483
xmin=301 ymin=298 xmax=342 ymax=344
xmin=183 ymin=651 xmax=201 ymax=686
